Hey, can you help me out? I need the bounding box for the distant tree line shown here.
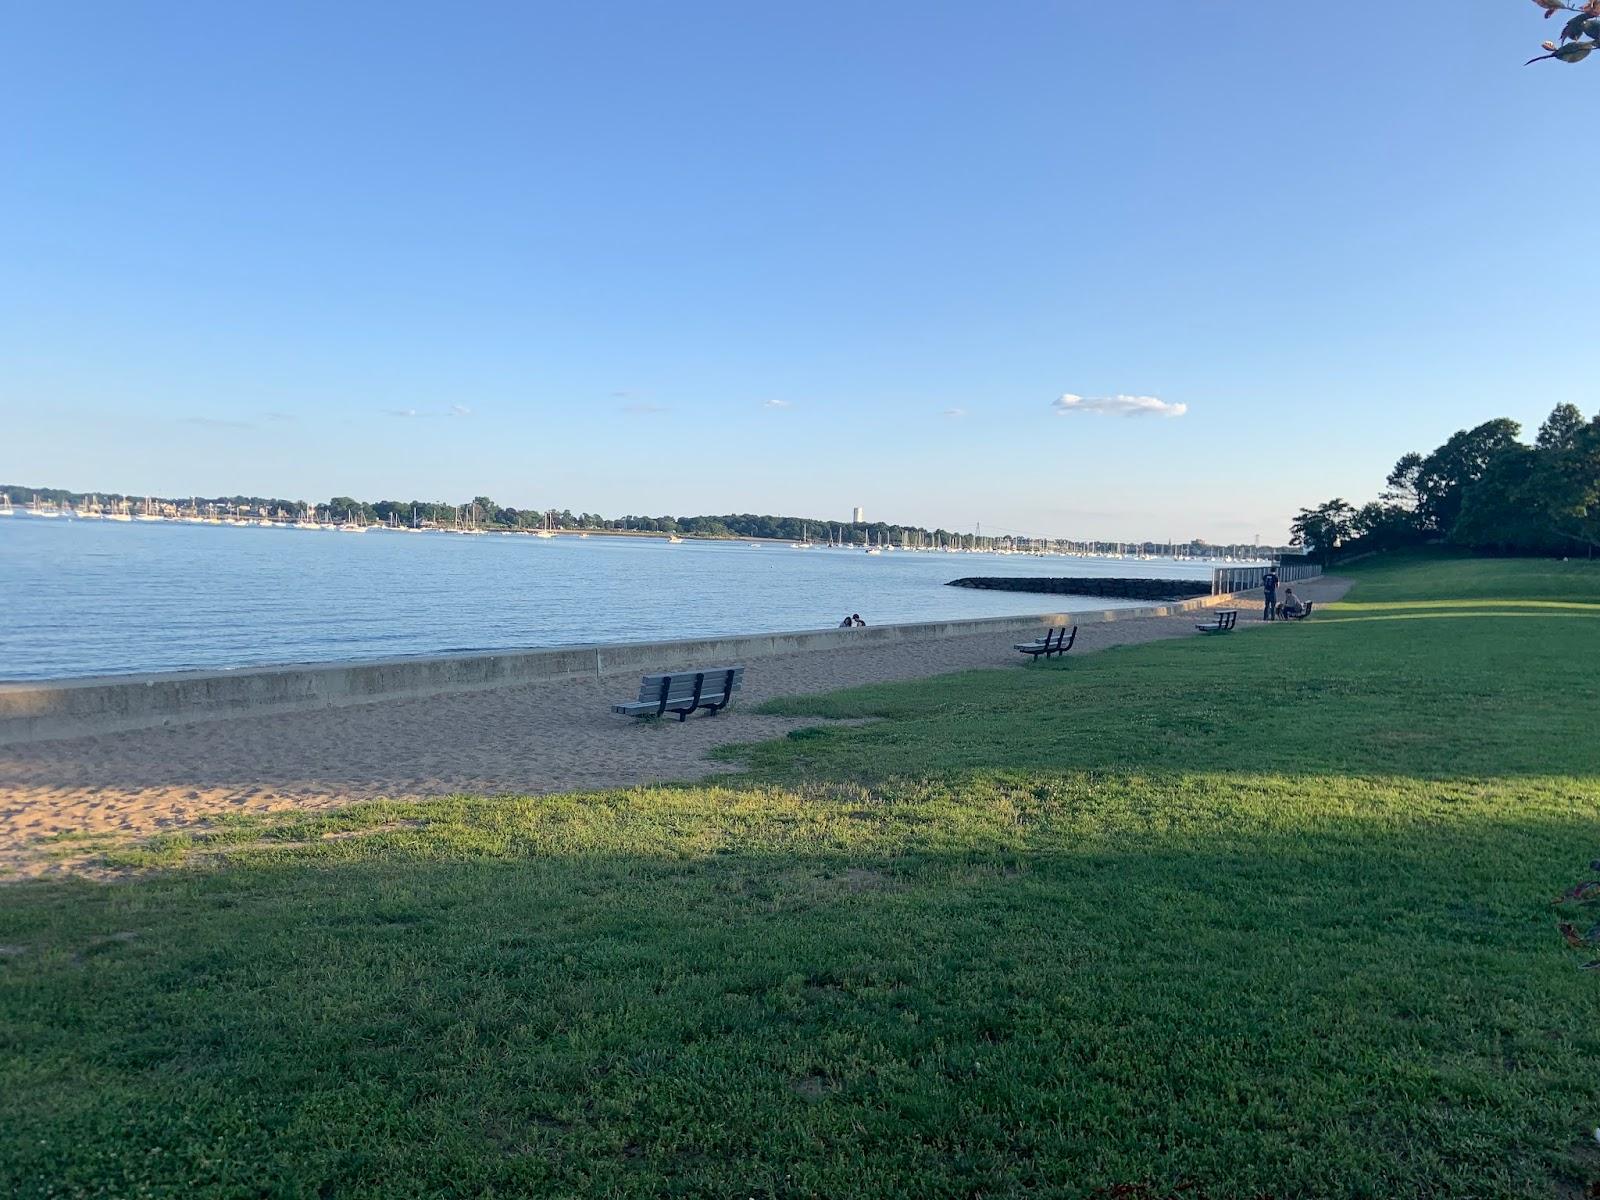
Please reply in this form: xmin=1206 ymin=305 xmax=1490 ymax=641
xmin=1 ymin=484 xmax=1274 ymax=557
xmin=1290 ymin=404 xmax=1600 ymax=563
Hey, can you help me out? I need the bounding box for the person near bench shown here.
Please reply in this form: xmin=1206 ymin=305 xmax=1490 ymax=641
xmin=1262 ymin=568 xmax=1279 ymax=622
xmin=1279 ymin=587 xmax=1305 ymax=620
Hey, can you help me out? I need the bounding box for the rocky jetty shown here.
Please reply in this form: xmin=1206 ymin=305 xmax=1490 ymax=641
xmin=947 ymin=576 xmax=1213 ymax=601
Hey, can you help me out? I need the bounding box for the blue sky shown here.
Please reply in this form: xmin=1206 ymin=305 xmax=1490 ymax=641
xmin=1 ymin=2 xmax=1591 ymax=542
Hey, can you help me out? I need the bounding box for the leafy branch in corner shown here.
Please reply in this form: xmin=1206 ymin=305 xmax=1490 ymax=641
xmin=1526 ymin=0 xmax=1600 ymax=64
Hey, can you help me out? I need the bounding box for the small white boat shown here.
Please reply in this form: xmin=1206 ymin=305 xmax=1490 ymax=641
xmin=666 ymin=534 xmax=684 ymax=543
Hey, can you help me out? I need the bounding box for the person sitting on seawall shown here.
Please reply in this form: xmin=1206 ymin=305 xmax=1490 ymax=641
xmin=851 ymin=613 xmax=866 ymax=627
xmin=839 ymin=615 xmax=855 ymax=628
xmin=1261 ymin=567 xmax=1280 ymax=622
xmin=1278 ymin=588 xmax=1306 ymax=619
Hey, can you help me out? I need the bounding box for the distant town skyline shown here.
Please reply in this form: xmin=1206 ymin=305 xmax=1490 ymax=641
xmin=3 ymin=5 xmax=1590 ymax=542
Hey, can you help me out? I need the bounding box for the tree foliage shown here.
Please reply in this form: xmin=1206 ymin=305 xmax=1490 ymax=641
xmin=1289 ymin=499 xmax=1357 ymax=564
xmin=1299 ymin=405 xmax=1600 ymax=561
xmin=1526 ymin=0 xmax=1600 ymax=64
xmin=1410 ymin=418 xmax=1522 ymax=535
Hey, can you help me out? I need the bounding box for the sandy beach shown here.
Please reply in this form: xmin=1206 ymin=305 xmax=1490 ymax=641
xmin=0 ymin=578 xmax=1347 ymax=878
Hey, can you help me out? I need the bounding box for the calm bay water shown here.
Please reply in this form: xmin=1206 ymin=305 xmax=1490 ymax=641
xmin=0 ymin=517 xmax=1224 ymax=681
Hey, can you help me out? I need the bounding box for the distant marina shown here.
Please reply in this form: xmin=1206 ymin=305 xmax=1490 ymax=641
xmin=1 ymin=494 xmax=1271 ymax=561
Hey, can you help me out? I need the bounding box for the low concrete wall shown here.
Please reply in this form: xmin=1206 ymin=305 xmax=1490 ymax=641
xmin=0 ymin=591 xmax=1248 ymax=745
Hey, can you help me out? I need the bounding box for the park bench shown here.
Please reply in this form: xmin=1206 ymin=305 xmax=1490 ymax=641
xmin=612 ymin=666 xmax=744 ymax=721
xmin=1277 ymin=601 xmax=1315 ymax=621
xmin=1195 ymin=609 xmax=1238 ymax=635
xmin=1014 ymin=625 xmax=1077 ymax=661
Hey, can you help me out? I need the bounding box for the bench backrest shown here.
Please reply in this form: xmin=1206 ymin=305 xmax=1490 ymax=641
xmin=1214 ymin=610 xmax=1238 ymax=630
xmin=635 ymin=667 xmax=744 ymax=704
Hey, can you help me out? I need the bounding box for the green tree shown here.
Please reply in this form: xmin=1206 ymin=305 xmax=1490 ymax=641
xmin=1351 ymin=501 xmax=1422 ymax=551
xmin=327 ymin=496 xmax=375 ymax=524
xmin=1412 ymin=419 xmax=1522 ymax=535
xmin=1536 ymin=402 xmax=1585 ymax=451
xmin=1542 ymin=416 xmax=1600 ymax=554
xmin=1289 ymin=499 xmax=1357 ymax=564
xmin=1452 ymin=444 xmax=1551 ymax=554
xmin=1382 ymin=451 xmax=1426 ymax=513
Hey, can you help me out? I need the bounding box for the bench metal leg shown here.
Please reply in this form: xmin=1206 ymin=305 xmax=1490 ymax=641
xmin=676 ymin=672 xmax=706 ymax=721
xmin=703 ymin=669 xmax=737 ymax=716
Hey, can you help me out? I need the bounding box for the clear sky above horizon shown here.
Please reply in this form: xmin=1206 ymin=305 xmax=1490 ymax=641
xmin=3 ymin=3 xmax=1594 ymax=542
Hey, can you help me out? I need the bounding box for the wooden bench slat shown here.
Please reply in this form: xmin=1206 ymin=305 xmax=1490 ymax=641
xmin=635 ymin=675 xmax=743 ymax=701
xmin=639 ymin=667 xmax=743 ymax=684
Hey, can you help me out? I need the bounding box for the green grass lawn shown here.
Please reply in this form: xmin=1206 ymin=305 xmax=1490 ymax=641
xmin=4 ymin=551 xmax=1600 ymax=1198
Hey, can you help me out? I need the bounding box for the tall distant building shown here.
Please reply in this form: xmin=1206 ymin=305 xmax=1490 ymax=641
xmin=852 ymin=506 xmax=864 ymax=523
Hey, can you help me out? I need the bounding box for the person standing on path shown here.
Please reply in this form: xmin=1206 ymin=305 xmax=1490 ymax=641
xmin=1261 ymin=567 xmax=1280 ymax=621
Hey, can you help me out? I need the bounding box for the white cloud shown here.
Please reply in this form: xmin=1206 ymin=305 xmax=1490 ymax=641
xmin=1052 ymin=393 xmax=1187 ymax=418
xmin=762 ymin=399 xmax=791 ymax=409
xmin=941 ymin=407 xmax=966 ymax=418
xmin=385 ymin=404 xmax=473 ymax=419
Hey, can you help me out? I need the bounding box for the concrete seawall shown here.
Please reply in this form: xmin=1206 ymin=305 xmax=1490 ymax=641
xmin=0 ymin=592 xmax=1248 ymax=745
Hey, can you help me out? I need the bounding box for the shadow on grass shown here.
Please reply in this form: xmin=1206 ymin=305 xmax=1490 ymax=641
xmin=2 ymin=785 xmax=1599 ymax=1199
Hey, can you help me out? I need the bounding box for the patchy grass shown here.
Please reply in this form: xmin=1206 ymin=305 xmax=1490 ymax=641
xmin=2 ymin=554 xmax=1599 ymax=1198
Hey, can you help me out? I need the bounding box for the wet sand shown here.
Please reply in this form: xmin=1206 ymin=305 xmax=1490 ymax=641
xmin=0 ymin=577 xmax=1348 ymax=878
